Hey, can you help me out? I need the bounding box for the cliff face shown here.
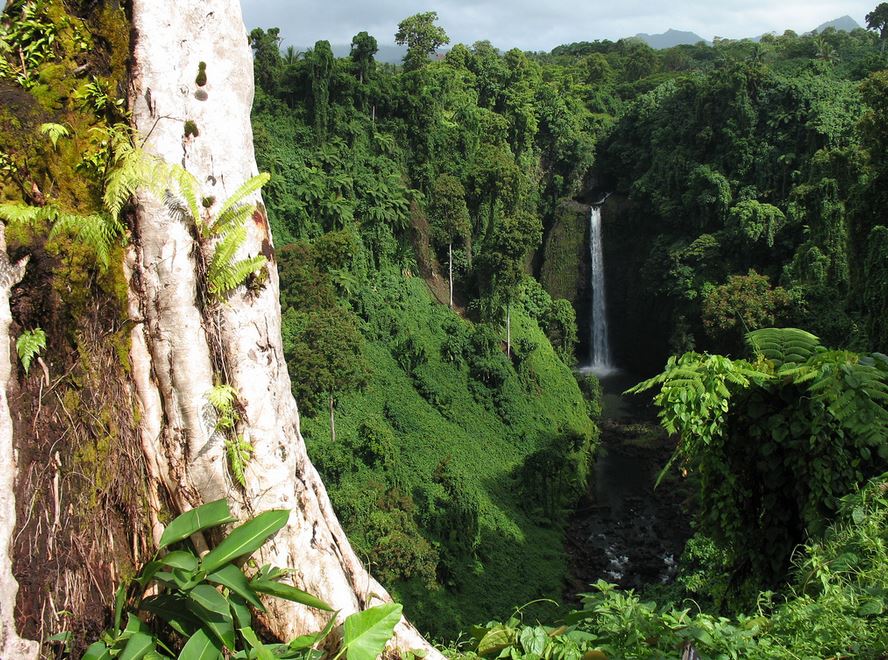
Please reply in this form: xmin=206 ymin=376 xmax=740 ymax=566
xmin=539 ymin=200 xmax=591 ymax=357
xmin=538 ymin=195 xmax=674 ymax=375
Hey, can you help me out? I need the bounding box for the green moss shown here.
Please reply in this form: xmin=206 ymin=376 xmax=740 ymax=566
xmin=539 ymin=200 xmax=588 ymax=304
xmin=184 ymin=120 xmax=199 ymax=138
xmin=195 ymin=61 xmax=207 ymax=87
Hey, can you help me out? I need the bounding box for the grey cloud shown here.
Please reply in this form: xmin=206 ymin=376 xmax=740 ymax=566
xmin=240 ymin=1 xmax=873 ymax=52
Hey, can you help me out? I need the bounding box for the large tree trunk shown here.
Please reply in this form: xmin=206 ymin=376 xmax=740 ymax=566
xmin=0 ymin=226 xmax=38 ymax=659
xmin=126 ymin=1 xmax=439 ymax=655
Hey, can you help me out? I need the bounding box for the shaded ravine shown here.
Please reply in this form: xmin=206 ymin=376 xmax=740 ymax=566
xmin=566 ymin=370 xmax=693 ymax=597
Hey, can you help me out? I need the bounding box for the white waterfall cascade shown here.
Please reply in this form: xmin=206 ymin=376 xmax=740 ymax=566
xmin=588 ymin=201 xmax=616 ymax=375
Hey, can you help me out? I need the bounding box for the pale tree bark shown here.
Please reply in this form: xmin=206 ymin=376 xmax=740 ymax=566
xmin=0 ymin=225 xmax=39 ymax=659
xmin=126 ymin=1 xmax=440 ymax=655
xmin=448 ymin=242 xmax=453 ymax=308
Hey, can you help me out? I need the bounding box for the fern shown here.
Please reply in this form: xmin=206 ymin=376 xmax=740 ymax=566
xmin=1 ymin=203 xmax=123 ymax=269
xmin=746 ymin=327 xmax=822 ymax=368
xmin=208 ymin=201 xmax=252 ymax=239
xmin=16 ymin=328 xmax=46 ymax=375
xmin=207 ymin=383 xmax=238 ymax=431
xmin=225 ymin=435 xmax=253 ymax=487
xmin=167 ymin=164 xmax=202 ymax=228
xmin=214 ymin=172 xmax=270 ymax=228
xmin=206 ymin=383 xmax=252 ymax=486
xmin=103 ymin=149 xmax=151 ymax=218
xmin=206 ymin=221 xmax=267 ymax=300
xmin=0 ymin=202 xmax=50 ymax=229
xmin=49 ymin=211 xmax=124 ymax=268
xmin=39 ymin=122 xmax=70 ymax=148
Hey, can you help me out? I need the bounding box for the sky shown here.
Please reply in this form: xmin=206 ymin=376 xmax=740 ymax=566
xmin=239 ymin=1 xmax=875 ymax=52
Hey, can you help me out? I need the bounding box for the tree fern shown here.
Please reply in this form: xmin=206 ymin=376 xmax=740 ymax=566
xmin=746 ymin=327 xmax=822 ymax=368
xmin=16 ymin=328 xmax=46 ymax=375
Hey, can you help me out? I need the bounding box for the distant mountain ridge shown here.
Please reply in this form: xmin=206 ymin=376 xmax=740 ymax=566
xmin=810 ymin=15 xmax=862 ymax=33
xmin=633 ymin=28 xmax=709 ymax=49
xmin=631 ymin=15 xmax=862 ymax=50
xmin=297 ymin=15 xmax=863 ymax=61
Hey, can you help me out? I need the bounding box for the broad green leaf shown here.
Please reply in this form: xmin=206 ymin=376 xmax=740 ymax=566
xmin=187 ymin=585 xmax=236 ymax=650
xmin=239 ymin=627 xmax=276 ymax=660
xmin=123 ymin=613 xmax=153 ymax=637
xmin=477 ymin=626 xmax=514 ymax=657
xmin=177 ymin=627 xmax=223 ymax=660
xmin=287 ymin=611 xmax=339 ymax=651
xmin=229 ymin=594 xmax=253 ymax=629
xmin=161 ymin=550 xmax=200 ymax=572
xmin=250 ymin=577 xmax=332 ymax=611
xmin=341 ymin=603 xmax=403 ymax=660
xmin=201 ymin=509 xmax=289 ymax=574
xmin=142 ymin=594 xmax=201 ymax=637
xmin=82 ymin=641 xmax=112 ymax=660
xmin=206 ymin=563 xmax=264 ymax=610
xmin=113 ymin=583 xmax=127 ymax=633
xmin=160 ymin=500 xmax=236 ymax=549
xmin=118 ymin=632 xmax=154 ymax=660
xmin=858 ymin=598 xmax=884 ymax=617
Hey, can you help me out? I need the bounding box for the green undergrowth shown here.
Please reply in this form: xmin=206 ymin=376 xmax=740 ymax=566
xmin=455 ymin=472 xmax=888 ymax=659
xmin=299 ymin=273 xmax=597 ymax=642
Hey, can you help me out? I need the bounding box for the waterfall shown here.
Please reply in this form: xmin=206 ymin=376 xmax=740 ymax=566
xmin=588 ymin=202 xmax=615 ymax=374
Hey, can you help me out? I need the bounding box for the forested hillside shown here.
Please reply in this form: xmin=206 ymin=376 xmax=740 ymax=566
xmin=0 ymin=1 xmax=887 ymax=658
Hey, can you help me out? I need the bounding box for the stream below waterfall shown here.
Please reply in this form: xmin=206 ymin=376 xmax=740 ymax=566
xmin=565 ymin=369 xmax=694 ymax=597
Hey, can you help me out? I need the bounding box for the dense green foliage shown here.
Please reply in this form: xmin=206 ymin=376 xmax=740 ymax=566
xmin=462 ymin=472 xmax=888 ymax=659
xmin=248 ymin=13 xmax=888 ymax=647
xmin=85 ymin=500 xmax=403 ymax=660
xmin=248 ymin=17 xmax=601 ymax=641
xmin=570 ymin=27 xmax=888 ymax=368
xmin=631 ymin=328 xmax=888 ymax=598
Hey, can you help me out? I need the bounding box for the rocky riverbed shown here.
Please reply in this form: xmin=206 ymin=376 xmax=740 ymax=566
xmin=565 ymin=370 xmax=694 ymax=597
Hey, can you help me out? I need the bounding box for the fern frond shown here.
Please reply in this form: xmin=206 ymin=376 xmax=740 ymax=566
xmin=746 ymin=327 xmax=821 ymax=368
xmin=215 ymin=172 xmax=270 ymax=222
xmin=209 ymin=255 xmax=266 ymax=299
xmin=49 ymin=212 xmax=123 ymax=269
xmin=104 ymin=149 xmax=152 ymax=218
xmin=225 ymin=435 xmax=253 ymax=487
xmin=167 ymin=164 xmax=201 ymax=227
xmin=0 ymin=202 xmax=50 ymax=229
xmin=16 ymin=328 xmax=46 ymax=374
xmin=210 ymin=202 xmax=252 ymax=238
xmin=39 ymin=122 xmax=70 ymax=148
xmin=207 ymin=383 xmax=237 ymax=411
